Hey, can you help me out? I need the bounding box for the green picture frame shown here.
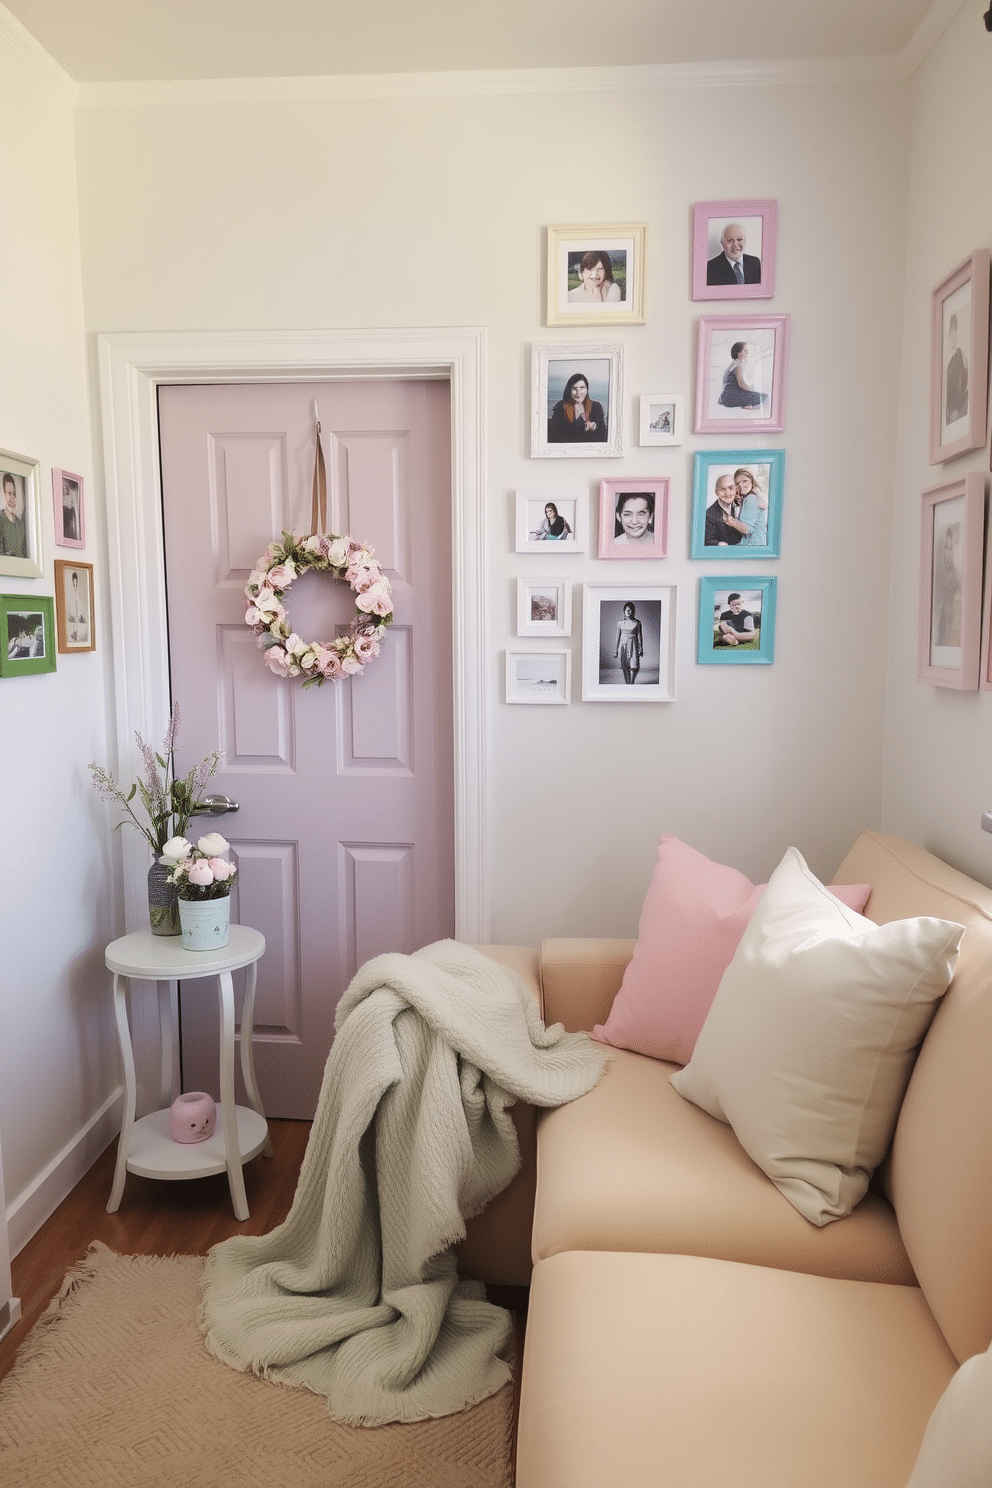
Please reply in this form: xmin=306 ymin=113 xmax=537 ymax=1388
xmin=1 ymin=593 xmax=57 ymax=677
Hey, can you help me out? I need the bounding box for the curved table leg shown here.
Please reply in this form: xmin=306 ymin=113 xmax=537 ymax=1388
xmin=240 ymin=959 xmax=273 ymax=1158
xmin=108 ymin=972 xmax=137 ymax=1213
xmin=217 ymin=969 xmax=249 ymax=1221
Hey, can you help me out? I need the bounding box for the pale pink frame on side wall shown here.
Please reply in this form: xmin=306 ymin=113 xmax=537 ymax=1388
xmin=929 ymin=250 xmax=990 ymax=465
xmin=918 ymin=472 xmax=986 ymax=690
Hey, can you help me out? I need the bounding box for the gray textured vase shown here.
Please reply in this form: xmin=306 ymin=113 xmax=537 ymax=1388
xmin=147 ymin=856 xmax=181 ymax=936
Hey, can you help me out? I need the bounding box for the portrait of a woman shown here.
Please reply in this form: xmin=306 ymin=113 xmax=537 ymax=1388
xmin=548 ymin=372 xmax=608 ymax=444
xmin=567 ymin=251 xmax=622 ymax=305
xmin=614 ymin=601 xmax=643 ymax=685
xmin=717 ymin=341 xmax=768 ymax=411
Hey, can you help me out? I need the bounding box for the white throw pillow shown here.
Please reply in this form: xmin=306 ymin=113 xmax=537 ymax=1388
xmin=670 ymin=846 xmax=964 ymax=1225
xmin=905 ymin=1343 xmax=992 ymax=1487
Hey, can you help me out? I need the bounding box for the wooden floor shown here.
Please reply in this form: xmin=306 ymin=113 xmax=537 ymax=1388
xmin=0 ymin=1119 xmax=529 ymax=1437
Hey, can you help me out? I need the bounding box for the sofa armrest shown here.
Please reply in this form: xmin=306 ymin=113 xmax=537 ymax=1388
xmin=541 ymin=938 xmax=636 ymax=1032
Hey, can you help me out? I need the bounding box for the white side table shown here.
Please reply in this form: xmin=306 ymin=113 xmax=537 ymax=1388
xmin=105 ymin=925 xmax=271 ymax=1221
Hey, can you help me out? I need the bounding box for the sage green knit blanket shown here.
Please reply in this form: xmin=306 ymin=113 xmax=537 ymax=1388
xmin=199 ymin=939 xmax=608 ymax=1425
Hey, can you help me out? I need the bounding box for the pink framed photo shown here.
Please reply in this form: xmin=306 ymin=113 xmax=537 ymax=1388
xmin=53 ymin=468 xmax=85 ymax=548
xmin=918 ymin=472 xmax=985 ymax=690
xmin=929 ymin=250 xmax=990 ymax=465
xmin=694 ymin=314 xmax=789 ymax=435
xmin=597 ymin=478 xmax=669 ymax=559
xmin=691 ymin=199 xmax=777 ymax=302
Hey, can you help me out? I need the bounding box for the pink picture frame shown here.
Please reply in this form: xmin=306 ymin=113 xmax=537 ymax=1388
xmin=694 ymin=314 xmax=789 ymax=435
xmin=691 ymin=199 xmax=777 ymax=302
xmin=597 ymin=477 xmax=669 ymax=559
xmin=929 ymin=250 xmax=990 ymax=465
xmin=53 ymin=468 xmax=85 ymax=549
xmin=918 ymin=472 xmax=985 ymax=690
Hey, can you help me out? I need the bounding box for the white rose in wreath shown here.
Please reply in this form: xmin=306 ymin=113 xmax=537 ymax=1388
xmin=244 ymin=530 xmax=394 ymax=689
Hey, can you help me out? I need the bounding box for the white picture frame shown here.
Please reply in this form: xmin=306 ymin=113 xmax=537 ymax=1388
xmin=531 ymin=342 xmax=624 ymax=459
xmin=514 ymin=489 xmax=588 ymax=553
xmin=638 ymin=393 xmax=685 ymax=447
xmin=516 ymin=577 xmax=572 ymax=637
xmin=505 ymin=649 xmax=571 ymax=704
xmin=581 ymin=584 xmax=677 ymax=701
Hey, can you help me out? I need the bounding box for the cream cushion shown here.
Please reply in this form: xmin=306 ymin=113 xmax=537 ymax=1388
xmin=516 ymin=1249 xmax=956 ymax=1488
xmin=533 ymin=1045 xmax=915 ymax=1283
xmin=905 ymin=1341 xmax=992 ymax=1487
xmin=671 ymin=847 xmax=964 ymax=1225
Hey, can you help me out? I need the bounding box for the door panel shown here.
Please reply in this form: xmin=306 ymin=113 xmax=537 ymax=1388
xmin=158 ymin=379 xmax=454 ymax=1117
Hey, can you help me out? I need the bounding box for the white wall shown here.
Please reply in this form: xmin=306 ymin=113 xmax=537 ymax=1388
xmin=0 ymin=13 xmax=120 ymax=1255
xmin=882 ymin=5 xmax=992 ymax=882
xmin=73 ymin=66 xmax=908 ymax=949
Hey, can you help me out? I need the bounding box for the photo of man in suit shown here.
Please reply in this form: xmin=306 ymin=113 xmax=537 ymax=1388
xmin=706 ymin=222 xmax=762 ymax=287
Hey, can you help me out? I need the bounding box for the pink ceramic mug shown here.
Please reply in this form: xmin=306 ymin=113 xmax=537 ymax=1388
xmin=168 ymin=1091 xmax=217 ymax=1144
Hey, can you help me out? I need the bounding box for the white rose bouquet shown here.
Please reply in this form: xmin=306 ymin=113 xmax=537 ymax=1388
xmin=161 ymin=833 xmax=238 ymax=902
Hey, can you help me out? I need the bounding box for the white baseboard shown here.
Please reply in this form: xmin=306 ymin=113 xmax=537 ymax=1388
xmin=5 ymin=1087 xmax=124 ymax=1258
xmin=0 ymin=1296 xmax=22 ymax=1342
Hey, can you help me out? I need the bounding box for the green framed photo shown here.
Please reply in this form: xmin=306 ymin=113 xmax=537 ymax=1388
xmin=1 ymin=593 xmax=57 ymax=677
xmin=697 ymin=576 xmax=776 ymax=665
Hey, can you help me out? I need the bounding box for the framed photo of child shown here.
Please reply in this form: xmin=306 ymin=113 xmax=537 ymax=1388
xmin=597 ymin=478 xmax=669 ymax=559
xmin=545 ymin=224 xmax=646 ymax=327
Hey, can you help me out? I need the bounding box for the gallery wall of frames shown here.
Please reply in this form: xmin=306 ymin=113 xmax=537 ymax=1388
xmin=0 ymin=457 xmax=95 ymax=679
xmin=507 ymin=210 xmax=992 ymax=706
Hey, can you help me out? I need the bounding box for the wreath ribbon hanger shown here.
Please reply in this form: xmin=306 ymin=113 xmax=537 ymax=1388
xmin=311 ymin=399 xmax=327 ymax=536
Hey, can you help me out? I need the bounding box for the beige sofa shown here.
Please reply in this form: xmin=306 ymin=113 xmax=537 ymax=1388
xmin=466 ymin=832 xmax=992 ymax=1487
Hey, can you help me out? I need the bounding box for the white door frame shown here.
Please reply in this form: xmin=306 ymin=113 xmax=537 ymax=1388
xmin=96 ymin=327 xmax=489 ymax=946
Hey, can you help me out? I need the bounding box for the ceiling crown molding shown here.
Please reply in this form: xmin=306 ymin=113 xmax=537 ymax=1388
xmin=0 ymin=5 xmax=76 ymax=97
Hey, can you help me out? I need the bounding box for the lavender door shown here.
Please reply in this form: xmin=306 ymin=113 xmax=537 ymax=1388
xmin=158 ymin=379 xmax=454 ymax=1117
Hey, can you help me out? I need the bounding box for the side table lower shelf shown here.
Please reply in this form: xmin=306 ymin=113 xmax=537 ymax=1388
xmin=124 ymin=1106 xmax=269 ymax=1182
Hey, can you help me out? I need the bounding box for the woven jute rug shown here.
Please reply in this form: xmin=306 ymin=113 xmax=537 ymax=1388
xmin=0 ymin=1243 xmax=514 ymax=1488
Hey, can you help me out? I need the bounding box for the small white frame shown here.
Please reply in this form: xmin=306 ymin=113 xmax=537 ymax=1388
xmin=514 ymin=489 xmax=588 ymax=554
xmin=638 ymin=394 xmax=685 ymax=447
xmin=516 ymin=577 xmax=572 ymax=637
xmin=505 ymin=649 xmax=571 ymax=704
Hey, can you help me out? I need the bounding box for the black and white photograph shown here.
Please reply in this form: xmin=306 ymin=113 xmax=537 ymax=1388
xmin=55 ymin=558 xmax=95 ymax=652
xmin=53 ymin=468 xmax=86 ymax=548
xmin=929 ymin=250 xmax=989 ymax=464
xmin=581 ymin=584 xmax=676 ymax=701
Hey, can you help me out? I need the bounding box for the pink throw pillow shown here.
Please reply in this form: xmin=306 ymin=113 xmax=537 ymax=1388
xmin=592 ymin=836 xmax=871 ymax=1066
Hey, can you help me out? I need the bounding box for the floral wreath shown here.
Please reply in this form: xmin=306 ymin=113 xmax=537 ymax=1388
xmin=245 ymin=531 xmax=393 ymax=687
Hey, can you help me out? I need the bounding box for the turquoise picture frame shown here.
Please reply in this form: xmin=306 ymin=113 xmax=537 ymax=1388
xmin=691 ymin=448 xmax=784 ymax=558
xmin=697 ymin=576 xmax=776 ymax=665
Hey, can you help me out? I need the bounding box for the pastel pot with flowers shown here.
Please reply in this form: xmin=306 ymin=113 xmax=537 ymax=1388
xmin=89 ymin=702 xmax=223 ymax=937
xmin=161 ymin=832 xmax=238 ymax=951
